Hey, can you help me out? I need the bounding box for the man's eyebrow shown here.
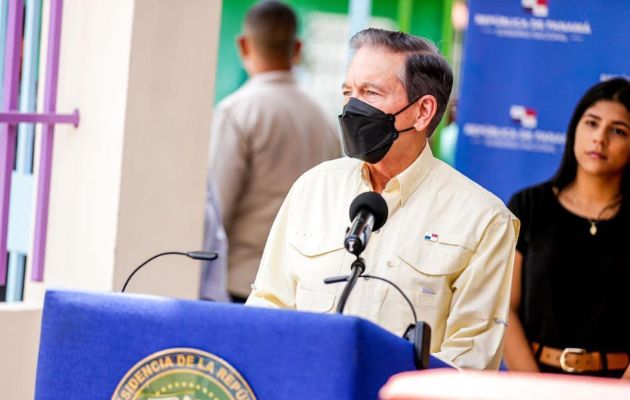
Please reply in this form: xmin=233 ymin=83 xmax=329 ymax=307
xmin=341 ymin=82 xmax=387 ymax=92
xmin=365 ymin=82 xmax=387 ymax=92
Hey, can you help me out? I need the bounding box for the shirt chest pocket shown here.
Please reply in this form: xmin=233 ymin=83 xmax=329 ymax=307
xmin=396 ymin=233 xmax=474 ymax=277
xmin=289 ymin=228 xmax=347 ymax=312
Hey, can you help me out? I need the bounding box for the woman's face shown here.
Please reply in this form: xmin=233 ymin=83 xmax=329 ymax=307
xmin=574 ymin=100 xmax=630 ymax=179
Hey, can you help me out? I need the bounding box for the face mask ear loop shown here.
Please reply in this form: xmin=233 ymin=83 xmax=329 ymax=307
xmin=396 ymin=126 xmax=416 ymax=135
xmin=392 ymin=96 xmax=422 ymax=117
xmin=391 ymin=96 xmax=422 ymax=134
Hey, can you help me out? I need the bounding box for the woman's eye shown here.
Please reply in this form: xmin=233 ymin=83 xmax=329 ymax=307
xmin=584 ymin=119 xmax=598 ymax=128
xmin=611 ymin=127 xmax=628 ymax=137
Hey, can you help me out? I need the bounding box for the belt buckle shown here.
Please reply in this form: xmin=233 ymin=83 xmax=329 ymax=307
xmin=560 ymin=347 xmax=587 ymax=373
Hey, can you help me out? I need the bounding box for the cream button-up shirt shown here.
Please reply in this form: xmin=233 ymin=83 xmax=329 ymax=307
xmin=247 ymin=144 xmax=519 ymax=370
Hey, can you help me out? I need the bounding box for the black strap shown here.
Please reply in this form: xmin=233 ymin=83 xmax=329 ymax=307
xmin=600 ymin=352 xmax=609 ymax=371
xmin=533 ymin=342 xmax=544 ymax=361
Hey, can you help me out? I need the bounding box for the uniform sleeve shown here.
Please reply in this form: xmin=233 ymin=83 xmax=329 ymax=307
xmin=208 ymin=105 xmax=248 ymax=231
xmin=432 ymin=212 xmax=520 ymax=370
xmin=245 ymin=187 xmax=298 ymax=309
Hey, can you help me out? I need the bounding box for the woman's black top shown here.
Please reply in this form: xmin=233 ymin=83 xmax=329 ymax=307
xmin=508 ymin=181 xmax=630 ymax=356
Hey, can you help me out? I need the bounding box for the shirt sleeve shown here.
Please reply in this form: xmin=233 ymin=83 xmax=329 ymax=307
xmin=208 ymin=105 xmax=248 ymax=231
xmin=245 ymin=188 xmax=298 ymax=309
xmin=199 ymin=175 xmax=230 ymax=302
xmin=432 ymin=212 xmax=520 ymax=370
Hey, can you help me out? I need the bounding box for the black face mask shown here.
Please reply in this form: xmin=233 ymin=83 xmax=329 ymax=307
xmin=338 ymin=97 xmax=418 ymax=164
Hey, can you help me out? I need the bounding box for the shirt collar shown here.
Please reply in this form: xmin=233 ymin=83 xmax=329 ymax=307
xmin=247 ymin=70 xmax=295 ymax=85
xmin=360 ymin=142 xmax=435 ymax=206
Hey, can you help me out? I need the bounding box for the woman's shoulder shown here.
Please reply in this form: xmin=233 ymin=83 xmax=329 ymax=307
xmin=510 ymin=181 xmax=555 ymax=205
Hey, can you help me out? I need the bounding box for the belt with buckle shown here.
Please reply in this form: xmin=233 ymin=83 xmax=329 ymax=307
xmin=532 ymin=342 xmax=629 ymax=373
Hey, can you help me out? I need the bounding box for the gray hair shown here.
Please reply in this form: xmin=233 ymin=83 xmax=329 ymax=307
xmin=350 ymin=28 xmax=453 ymax=135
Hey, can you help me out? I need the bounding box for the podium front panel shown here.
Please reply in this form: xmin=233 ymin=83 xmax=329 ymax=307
xmin=34 ymin=290 xmax=435 ymax=399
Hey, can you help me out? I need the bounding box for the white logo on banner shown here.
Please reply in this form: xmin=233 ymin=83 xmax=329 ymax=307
xmin=462 ymin=106 xmax=565 ymax=154
xmin=473 ymin=1 xmax=591 ymax=43
xmin=522 ymin=0 xmax=549 ymax=18
xmin=510 ymin=105 xmax=537 ymax=129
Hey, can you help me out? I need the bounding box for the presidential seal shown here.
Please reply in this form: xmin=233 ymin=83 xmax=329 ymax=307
xmin=111 ymin=348 xmax=256 ymax=400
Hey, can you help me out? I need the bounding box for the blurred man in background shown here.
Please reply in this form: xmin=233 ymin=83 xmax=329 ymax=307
xmin=202 ymin=1 xmax=340 ymax=302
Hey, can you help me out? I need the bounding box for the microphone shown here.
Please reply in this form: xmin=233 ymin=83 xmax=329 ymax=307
xmin=333 ymin=192 xmax=388 ymax=315
xmin=120 ymin=251 xmax=218 ymax=293
xmin=344 ymin=192 xmax=388 ymax=256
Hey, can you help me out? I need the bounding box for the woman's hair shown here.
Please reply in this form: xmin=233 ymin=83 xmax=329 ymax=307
xmin=551 ymin=77 xmax=630 ymax=194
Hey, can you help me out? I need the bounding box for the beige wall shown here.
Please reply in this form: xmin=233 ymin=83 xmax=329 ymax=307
xmin=0 ymin=1 xmax=222 ymax=398
xmin=114 ymin=0 xmax=221 ymax=298
xmin=0 ymin=304 xmax=42 ymax=398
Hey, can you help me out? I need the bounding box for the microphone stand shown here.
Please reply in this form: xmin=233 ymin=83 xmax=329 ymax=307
xmin=334 ymin=257 xmax=365 ymax=314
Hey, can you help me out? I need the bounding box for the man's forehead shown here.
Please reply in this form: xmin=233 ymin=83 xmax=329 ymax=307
xmin=345 ymin=46 xmax=405 ymax=87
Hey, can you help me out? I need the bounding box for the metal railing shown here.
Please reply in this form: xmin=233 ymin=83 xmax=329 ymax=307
xmin=0 ymin=0 xmax=79 ymax=301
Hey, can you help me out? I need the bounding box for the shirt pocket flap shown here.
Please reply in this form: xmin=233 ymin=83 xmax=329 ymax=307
xmin=289 ymin=228 xmax=344 ymax=257
xmin=438 ymin=232 xmax=475 ymax=250
xmin=296 ymin=285 xmax=335 ymax=313
xmin=397 ymin=234 xmax=473 ymax=276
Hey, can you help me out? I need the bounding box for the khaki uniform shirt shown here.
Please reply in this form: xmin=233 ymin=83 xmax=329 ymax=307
xmin=247 ymin=145 xmax=519 ymax=369
xmin=209 ymin=71 xmax=340 ymax=297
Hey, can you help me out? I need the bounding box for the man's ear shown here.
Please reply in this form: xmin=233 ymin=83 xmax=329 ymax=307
xmin=291 ymin=39 xmax=302 ymax=65
xmin=412 ymin=95 xmax=438 ymax=132
xmin=237 ymin=35 xmax=249 ymax=58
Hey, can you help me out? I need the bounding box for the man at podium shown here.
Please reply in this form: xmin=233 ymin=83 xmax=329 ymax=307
xmin=246 ymin=28 xmax=519 ymax=371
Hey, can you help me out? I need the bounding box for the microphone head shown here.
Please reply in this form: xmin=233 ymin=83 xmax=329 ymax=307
xmin=186 ymin=251 xmax=218 ymax=261
xmin=349 ymin=191 xmax=389 ymax=231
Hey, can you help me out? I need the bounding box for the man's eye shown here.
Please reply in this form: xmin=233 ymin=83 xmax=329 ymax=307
xmin=366 ymin=90 xmax=380 ymax=96
xmin=342 ymin=90 xmax=351 ymax=96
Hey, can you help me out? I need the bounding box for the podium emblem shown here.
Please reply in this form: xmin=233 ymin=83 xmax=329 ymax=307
xmin=111 ymin=348 xmax=256 ymax=400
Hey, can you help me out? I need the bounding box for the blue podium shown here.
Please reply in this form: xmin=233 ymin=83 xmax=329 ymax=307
xmin=35 ymin=290 xmax=449 ymax=400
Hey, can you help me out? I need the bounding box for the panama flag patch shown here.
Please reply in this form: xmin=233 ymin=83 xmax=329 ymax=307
xmin=424 ymin=232 xmax=438 ymax=242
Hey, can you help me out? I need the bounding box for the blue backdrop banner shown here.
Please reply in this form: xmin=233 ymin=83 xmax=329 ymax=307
xmin=456 ymin=0 xmax=630 ymax=202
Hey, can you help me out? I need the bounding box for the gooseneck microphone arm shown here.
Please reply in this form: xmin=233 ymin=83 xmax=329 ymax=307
xmin=359 ymin=274 xmax=417 ymax=322
xmin=324 ymin=271 xmax=417 ymax=322
xmin=324 ymin=271 xmax=430 ymax=370
xmin=334 ymin=257 xmax=366 ymax=314
xmin=120 ymin=251 xmax=218 ymax=293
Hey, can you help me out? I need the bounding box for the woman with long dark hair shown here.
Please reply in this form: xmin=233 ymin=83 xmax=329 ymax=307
xmin=505 ymin=78 xmax=630 ymax=378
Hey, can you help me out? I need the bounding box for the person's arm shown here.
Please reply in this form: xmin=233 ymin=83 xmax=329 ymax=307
xmin=245 ymin=191 xmax=297 ymax=308
xmin=503 ymin=250 xmax=540 ymax=372
xmin=207 ymin=106 xmax=248 ymax=232
xmin=623 ymin=365 xmax=630 ymax=380
xmin=431 ymin=213 xmax=519 ymax=370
